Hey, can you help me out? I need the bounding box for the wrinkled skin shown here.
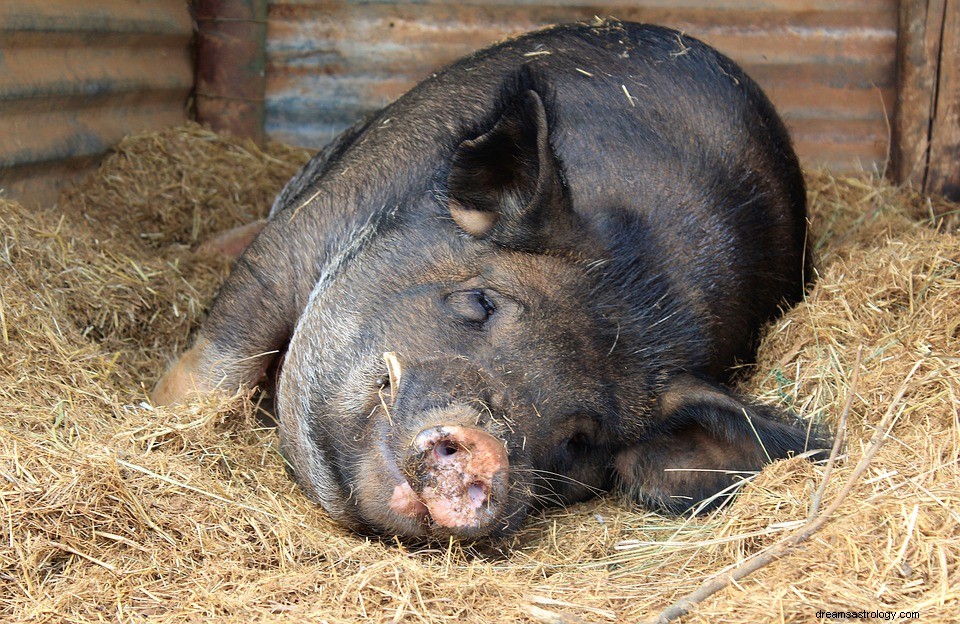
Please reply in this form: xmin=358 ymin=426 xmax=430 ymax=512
xmin=154 ymin=22 xmax=825 ymax=541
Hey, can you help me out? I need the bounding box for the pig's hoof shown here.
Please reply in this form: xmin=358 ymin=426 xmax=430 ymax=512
xmin=151 ymin=338 xmax=215 ymax=405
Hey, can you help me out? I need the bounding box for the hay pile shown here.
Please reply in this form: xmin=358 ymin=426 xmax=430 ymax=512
xmin=2 ymin=124 xmax=958 ymax=623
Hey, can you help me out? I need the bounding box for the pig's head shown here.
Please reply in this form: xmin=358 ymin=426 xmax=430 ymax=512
xmin=277 ymin=85 xmax=818 ymax=541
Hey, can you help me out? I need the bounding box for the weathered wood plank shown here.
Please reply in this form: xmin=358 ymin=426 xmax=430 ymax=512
xmin=892 ymin=0 xmax=942 ymax=188
xmin=926 ymin=0 xmax=960 ymax=200
xmin=194 ymin=0 xmax=269 ymax=143
xmin=893 ymin=0 xmax=960 ymax=200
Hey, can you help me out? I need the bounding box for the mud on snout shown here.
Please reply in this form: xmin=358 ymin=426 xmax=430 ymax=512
xmin=334 ymin=356 xmax=524 ymax=541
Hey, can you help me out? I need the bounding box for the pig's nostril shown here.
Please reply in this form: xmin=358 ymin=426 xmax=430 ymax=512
xmin=435 ymin=441 xmax=459 ymax=458
xmin=468 ymin=482 xmax=486 ymax=506
xmin=405 ymin=425 xmax=509 ymax=531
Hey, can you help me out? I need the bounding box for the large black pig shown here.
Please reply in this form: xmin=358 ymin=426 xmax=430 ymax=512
xmin=154 ymin=21 xmax=822 ymax=541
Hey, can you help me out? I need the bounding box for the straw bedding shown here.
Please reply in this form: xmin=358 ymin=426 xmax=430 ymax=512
xmin=1 ymin=124 xmax=957 ymax=623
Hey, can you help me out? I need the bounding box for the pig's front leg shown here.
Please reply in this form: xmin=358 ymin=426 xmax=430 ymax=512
xmin=151 ymin=335 xmax=251 ymax=403
xmin=151 ymin=117 xmax=374 ymax=405
xmin=152 ymin=218 xmax=311 ymax=404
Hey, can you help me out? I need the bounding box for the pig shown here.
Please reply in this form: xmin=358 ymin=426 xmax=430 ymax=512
xmin=154 ymin=20 xmax=824 ymax=541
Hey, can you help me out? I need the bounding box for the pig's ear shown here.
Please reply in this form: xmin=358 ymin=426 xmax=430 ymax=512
xmin=615 ymin=374 xmax=824 ymax=514
xmin=447 ymin=89 xmax=575 ymax=251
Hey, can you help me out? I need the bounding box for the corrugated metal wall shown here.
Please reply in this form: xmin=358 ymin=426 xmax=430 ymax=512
xmin=265 ymin=0 xmax=898 ymax=174
xmin=0 ymin=0 xmax=193 ymax=205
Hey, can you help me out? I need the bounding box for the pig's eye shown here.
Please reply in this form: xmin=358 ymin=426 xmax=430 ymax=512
xmin=445 ymin=289 xmax=497 ymax=324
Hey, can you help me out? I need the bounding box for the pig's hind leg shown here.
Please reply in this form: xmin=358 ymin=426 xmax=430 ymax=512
xmin=195 ymin=220 xmax=267 ymax=260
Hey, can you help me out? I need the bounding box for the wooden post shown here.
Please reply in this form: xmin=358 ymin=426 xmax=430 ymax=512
xmin=927 ymin=1 xmax=959 ymax=199
xmin=893 ymin=0 xmax=960 ymax=201
xmin=193 ymin=0 xmax=268 ymax=143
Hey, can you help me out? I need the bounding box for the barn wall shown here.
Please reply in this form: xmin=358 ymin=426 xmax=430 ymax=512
xmin=265 ymin=0 xmax=899 ymax=174
xmin=0 ymin=0 xmax=193 ymax=205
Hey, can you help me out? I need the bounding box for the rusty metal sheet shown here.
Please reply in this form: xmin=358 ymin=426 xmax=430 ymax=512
xmin=265 ymin=0 xmax=898 ymax=174
xmin=194 ymin=0 xmax=269 ymax=143
xmin=0 ymin=0 xmax=192 ymax=205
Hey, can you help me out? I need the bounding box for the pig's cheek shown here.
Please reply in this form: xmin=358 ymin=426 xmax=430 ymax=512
xmin=351 ymin=446 xmax=429 ymax=534
xmin=390 ymin=482 xmax=429 ymax=519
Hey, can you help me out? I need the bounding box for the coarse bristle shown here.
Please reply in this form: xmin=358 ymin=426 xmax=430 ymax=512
xmin=1 ymin=124 xmax=958 ymax=623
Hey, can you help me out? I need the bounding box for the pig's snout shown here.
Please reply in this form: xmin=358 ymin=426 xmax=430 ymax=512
xmin=392 ymin=425 xmax=509 ymax=536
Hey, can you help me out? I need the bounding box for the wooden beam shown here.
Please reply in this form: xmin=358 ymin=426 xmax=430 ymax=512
xmin=892 ymin=0 xmax=960 ymax=201
xmin=193 ymin=0 xmax=267 ymax=143
xmin=927 ymin=0 xmax=960 ymax=199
